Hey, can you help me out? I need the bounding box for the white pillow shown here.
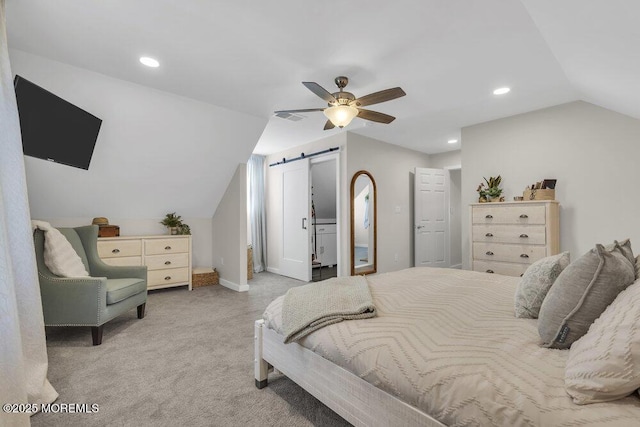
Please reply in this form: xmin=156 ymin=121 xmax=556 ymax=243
xmin=565 ymin=279 xmax=640 ymax=404
xmin=43 ymin=228 xmax=89 ymax=277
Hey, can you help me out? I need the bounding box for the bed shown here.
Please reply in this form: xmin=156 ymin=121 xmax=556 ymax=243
xmin=254 ymin=267 xmax=640 ymax=426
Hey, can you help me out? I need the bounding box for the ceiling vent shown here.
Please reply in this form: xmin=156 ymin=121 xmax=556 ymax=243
xmin=275 ymin=112 xmax=304 ymax=122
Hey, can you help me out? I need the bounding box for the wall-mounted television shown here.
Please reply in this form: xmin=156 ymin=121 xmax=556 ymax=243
xmin=13 ymin=75 xmax=102 ymax=170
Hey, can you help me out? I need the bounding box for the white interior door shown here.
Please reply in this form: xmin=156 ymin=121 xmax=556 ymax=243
xmin=280 ymin=158 xmax=311 ymax=281
xmin=414 ymin=168 xmax=450 ymax=268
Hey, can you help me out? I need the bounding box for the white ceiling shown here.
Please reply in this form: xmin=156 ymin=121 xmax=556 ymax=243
xmin=6 ymin=1 xmax=640 ymax=155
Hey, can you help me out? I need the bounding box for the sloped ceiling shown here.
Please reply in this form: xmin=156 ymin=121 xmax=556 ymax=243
xmin=5 ymin=1 xmax=639 ymax=157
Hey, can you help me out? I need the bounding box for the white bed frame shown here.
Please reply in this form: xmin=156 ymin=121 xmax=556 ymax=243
xmin=254 ymin=320 xmax=445 ymax=427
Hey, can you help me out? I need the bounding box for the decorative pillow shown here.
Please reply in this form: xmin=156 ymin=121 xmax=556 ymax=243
xmin=538 ymin=244 xmax=635 ymax=349
xmin=514 ymin=252 xmax=570 ymax=319
xmin=636 ymin=255 xmax=640 ymax=280
xmin=605 ymin=238 xmax=635 ymax=265
xmin=565 ymin=279 xmax=640 ymax=404
xmin=43 ymin=228 xmax=89 ymax=277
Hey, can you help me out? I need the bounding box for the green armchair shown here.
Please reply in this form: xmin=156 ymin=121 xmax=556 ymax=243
xmin=34 ymin=225 xmax=147 ymax=345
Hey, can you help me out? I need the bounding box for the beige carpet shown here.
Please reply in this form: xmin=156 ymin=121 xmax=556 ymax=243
xmin=32 ymin=272 xmax=351 ymax=427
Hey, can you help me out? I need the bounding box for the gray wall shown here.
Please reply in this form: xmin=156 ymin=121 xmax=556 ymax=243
xmin=212 ymin=164 xmax=247 ymax=290
xmin=461 ymin=101 xmax=640 ymax=268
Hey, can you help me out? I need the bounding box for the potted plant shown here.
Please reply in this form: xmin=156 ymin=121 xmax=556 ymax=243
xmin=477 ymin=175 xmax=503 ymax=202
xmin=160 ymin=212 xmax=182 ymax=235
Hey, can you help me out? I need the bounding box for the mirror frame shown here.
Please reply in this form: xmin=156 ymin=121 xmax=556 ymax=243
xmin=350 ymin=170 xmax=377 ymax=276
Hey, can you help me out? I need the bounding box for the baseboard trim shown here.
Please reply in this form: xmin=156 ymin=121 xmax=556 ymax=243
xmin=450 ymin=263 xmax=462 ymax=269
xmin=266 ymin=267 xmax=280 ymax=274
xmin=220 ymin=278 xmax=249 ymax=292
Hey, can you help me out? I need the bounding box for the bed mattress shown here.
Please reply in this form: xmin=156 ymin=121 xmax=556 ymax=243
xmin=263 ymin=267 xmax=640 ymax=426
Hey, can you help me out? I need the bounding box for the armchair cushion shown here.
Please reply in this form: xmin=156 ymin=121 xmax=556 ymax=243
xmin=106 ymin=278 xmax=147 ymax=305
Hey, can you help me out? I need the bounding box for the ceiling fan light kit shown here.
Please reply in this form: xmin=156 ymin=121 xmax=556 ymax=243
xmin=324 ymin=105 xmax=359 ymax=128
xmin=275 ymin=76 xmax=406 ymax=130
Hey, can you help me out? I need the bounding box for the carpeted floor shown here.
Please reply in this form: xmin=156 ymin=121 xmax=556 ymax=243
xmin=32 ymin=272 xmax=351 ymax=427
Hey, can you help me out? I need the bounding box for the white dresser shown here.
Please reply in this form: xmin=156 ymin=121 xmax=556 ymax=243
xmin=470 ymin=201 xmax=560 ymax=277
xmin=98 ymin=235 xmax=192 ymax=290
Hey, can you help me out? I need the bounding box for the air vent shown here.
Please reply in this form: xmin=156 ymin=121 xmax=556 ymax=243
xmin=275 ymin=112 xmax=304 ymax=122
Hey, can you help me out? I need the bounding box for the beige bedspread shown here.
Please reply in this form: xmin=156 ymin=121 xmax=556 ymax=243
xmin=263 ymin=267 xmax=640 ymax=426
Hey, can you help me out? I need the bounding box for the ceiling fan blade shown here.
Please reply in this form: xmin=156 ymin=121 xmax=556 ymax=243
xmin=302 ymin=82 xmax=338 ymax=104
xmin=274 ymin=108 xmax=325 ymax=114
xmin=354 ymin=87 xmax=406 ymax=107
xmin=357 ymin=109 xmax=396 ymax=124
xmin=323 ymin=120 xmax=335 ymax=130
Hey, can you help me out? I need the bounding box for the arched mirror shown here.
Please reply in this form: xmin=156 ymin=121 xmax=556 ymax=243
xmin=350 ymin=171 xmax=377 ymax=275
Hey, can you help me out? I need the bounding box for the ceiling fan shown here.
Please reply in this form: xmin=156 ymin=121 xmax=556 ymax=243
xmin=275 ymin=76 xmax=406 ymax=130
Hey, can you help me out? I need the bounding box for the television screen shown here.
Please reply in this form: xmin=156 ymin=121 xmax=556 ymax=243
xmin=14 ymin=75 xmax=102 ymax=170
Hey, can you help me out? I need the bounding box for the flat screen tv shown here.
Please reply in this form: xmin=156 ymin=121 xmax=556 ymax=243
xmin=14 ymin=75 xmax=102 ymax=170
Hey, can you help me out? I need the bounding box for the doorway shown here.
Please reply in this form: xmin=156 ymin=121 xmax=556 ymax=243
xmin=310 ymin=156 xmax=339 ymax=281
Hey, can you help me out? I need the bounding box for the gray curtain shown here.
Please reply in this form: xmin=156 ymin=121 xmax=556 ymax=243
xmin=0 ymin=2 xmax=58 ymax=425
xmin=248 ymin=154 xmax=267 ymax=273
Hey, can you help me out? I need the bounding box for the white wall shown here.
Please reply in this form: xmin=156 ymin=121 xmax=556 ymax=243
xmin=347 ymin=133 xmax=431 ymax=273
xmin=10 ymin=49 xmax=267 ymax=266
xmin=429 ymin=150 xmax=462 ymax=169
xmin=212 ymin=164 xmax=248 ymax=291
xmin=461 ymin=101 xmax=640 ymax=268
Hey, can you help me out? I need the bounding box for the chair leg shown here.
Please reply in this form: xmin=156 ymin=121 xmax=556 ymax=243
xmin=137 ymin=303 xmax=146 ymax=319
xmin=91 ymin=326 xmax=103 ymax=346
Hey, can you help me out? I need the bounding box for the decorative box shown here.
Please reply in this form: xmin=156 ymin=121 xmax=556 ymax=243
xmin=523 ymin=189 xmax=555 ymax=201
xmin=98 ymin=225 xmax=120 ymax=237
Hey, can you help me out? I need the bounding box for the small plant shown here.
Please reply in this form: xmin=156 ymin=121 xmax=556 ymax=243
xmin=160 ymin=212 xmax=182 ymax=228
xmin=477 ymin=175 xmax=503 ymax=201
xmin=177 ymin=223 xmax=191 ymax=235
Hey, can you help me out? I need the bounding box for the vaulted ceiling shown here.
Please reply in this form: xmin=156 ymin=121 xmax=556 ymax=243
xmin=6 ymin=1 xmax=639 ymax=155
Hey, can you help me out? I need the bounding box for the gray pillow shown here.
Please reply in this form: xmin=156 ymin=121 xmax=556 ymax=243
xmin=514 ymin=252 xmax=570 ymax=319
xmin=538 ymin=244 xmax=635 ymax=349
xmin=635 ymin=255 xmax=640 ymax=280
xmin=605 ymin=238 xmax=635 ymax=265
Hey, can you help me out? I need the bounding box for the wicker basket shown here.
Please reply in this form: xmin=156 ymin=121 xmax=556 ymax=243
xmin=192 ymin=268 xmax=219 ymax=288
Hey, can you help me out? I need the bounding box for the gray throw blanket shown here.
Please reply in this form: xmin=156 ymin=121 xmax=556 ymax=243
xmin=282 ymin=275 xmax=376 ymax=343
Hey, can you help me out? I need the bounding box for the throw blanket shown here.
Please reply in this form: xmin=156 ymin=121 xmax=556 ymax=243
xmin=31 ymin=220 xmax=89 ymax=277
xmin=282 ymin=275 xmax=376 ymax=343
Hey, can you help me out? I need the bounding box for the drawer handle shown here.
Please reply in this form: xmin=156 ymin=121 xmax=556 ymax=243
xmin=485 ymin=214 xmax=493 ymax=219
xmin=485 ymin=233 xmax=494 ymax=237
xmin=164 ymin=276 xmax=171 ymax=281
xmin=164 ymin=261 xmax=171 ymax=265
xmin=485 ymin=251 xmax=494 ymax=256
xmin=520 ymin=273 xmax=524 ymax=277
xmin=112 ymin=249 xmax=120 ymax=254
xmin=486 ymin=269 xmax=494 ymax=274
xmin=520 ymin=254 xmax=529 ymax=258
xmin=519 ymin=214 xmax=529 ymax=219
xmin=165 ymin=246 xmax=172 ymax=250
xmin=520 ymin=234 xmax=529 ymax=238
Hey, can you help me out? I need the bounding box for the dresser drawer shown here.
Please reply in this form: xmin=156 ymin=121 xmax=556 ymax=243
xmin=472 ymin=225 xmax=546 ymax=245
xmin=473 ymin=260 xmax=529 ymax=277
xmin=148 ymin=267 xmax=190 ymax=287
xmin=473 ymin=205 xmax=546 ymax=225
xmin=145 ymin=253 xmax=189 ymax=270
xmin=102 ymin=256 xmax=142 ymax=267
xmin=473 ymin=243 xmax=547 ymax=264
xmin=98 ymin=240 xmax=142 ymax=258
xmin=145 ymin=238 xmax=189 ymax=255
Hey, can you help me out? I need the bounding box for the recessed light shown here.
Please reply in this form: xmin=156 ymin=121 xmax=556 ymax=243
xmin=139 ymin=57 xmax=160 ymax=68
xmin=448 ymin=139 xmax=458 ymax=144
xmin=493 ymin=87 xmax=510 ymax=95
